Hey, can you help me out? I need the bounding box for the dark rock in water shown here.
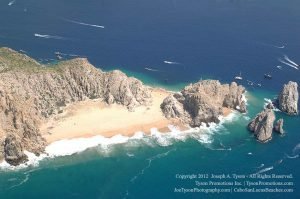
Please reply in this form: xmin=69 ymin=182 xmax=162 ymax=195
xmin=4 ymin=135 xmax=28 ymax=166
xmin=240 ymin=101 xmax=247 ymax=113
xmin=161 ymin=80 xmax=246 ymax=127
xmin=278 ymin=81 xmax=298 ymax=115
xmin=274 ymin=119 xmax=284 ymax=134
xmin=266 ymin=102 xmax=274 ymax=109
xmin=248 ymin=108 xmax=276 ymax=142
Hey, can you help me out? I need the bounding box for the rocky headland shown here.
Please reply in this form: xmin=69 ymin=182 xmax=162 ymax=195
xmin=0 ymin=47 xmax=151 ymax=165
xmin=161 ymin=80 xmax=247 ymax=127
xmin=0 ymin=47 xmax=248 ymax=166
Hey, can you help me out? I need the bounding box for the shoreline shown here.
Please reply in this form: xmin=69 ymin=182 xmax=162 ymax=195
xmin=40 ymin=88 xmax=233 ymax=145
xmin=40 ymin=88 xmax=189 ymax=144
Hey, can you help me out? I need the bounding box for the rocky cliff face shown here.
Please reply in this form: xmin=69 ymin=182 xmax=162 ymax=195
xmin=161 ymin=80 xmax=246 ymax=127
xmin=0 ymin=47 xmax=151 ymax=165
xmin=248 ymin=108 xmax=276 ymax=142
xmin=278 ymin=81 xmax=299 ymax=115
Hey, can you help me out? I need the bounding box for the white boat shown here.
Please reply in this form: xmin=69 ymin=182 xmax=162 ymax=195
xmin=234 ymin=72 xmax=243 ymax=80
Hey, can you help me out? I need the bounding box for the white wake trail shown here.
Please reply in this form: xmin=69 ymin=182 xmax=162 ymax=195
xmin=34 ymin=33 xmax=65 ymax=40
xmin=144 ymin=67 xmax=160 ymax=72
xmin=64 ymin=19 xmax=104 ymax=28
xmin=8 ymin=0 xmax=16 ymax=6
xmin=164 ymin=60 xmax=180 ymax=65
xmin=284 ymin=55 xmax=299 ymax=67
xmin=278 ymin=58 xmax=299 ymax=70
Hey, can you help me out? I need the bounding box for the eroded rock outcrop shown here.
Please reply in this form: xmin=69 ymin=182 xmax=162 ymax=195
xmin=248 ymin=108 xmax=276 ymax=142
xmin=274 ymin=118 xmax=284 ymax=134
xmin=0 ymin=47 xmax=151 ymax=165
xmin=278 ymin=81 xmax=299 ymax=115
xmin=161 ymin=80 xmax=246 ymax=127
xmin=4 ymin=135 xmax=28 ymax=166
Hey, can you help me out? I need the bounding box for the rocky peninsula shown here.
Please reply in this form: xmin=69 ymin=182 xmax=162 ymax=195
xmin=0 ymin=47 xmax=246 ymax=166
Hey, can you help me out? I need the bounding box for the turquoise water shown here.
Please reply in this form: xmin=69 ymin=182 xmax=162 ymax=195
xmin=0 ymin=88 xmax=299 ymax=199
xmin=1 ymin=0 xmax=300 ymax=198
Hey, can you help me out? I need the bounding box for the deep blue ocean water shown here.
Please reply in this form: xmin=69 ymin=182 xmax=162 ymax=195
xmin=0 ymin=0 xmax=299 ymax=198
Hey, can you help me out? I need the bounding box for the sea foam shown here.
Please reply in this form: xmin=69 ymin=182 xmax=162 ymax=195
xmin=0 ymin=111 xmax=239 ymax=170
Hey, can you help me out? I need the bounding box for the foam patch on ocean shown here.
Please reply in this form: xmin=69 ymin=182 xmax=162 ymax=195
xmin=0 ymin=111 xmax=239 ymax=170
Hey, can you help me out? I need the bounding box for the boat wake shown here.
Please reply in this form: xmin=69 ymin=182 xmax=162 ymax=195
xmin=164 ymin=60 xmax=180 ymax=65
xmin=253 ymin=166 xmax=274 ymax=175
xmin=63 ymin=18 xmax=105 ymax=29
xmin=284 ymin=55 xmax=299 ymax=67
xmin=144 ymin=67 xmax=160 ymax=72
xmin=8 ymin=0 xmax=16 ymax=6
xmin=278 ymin=58 xmax=299 ymax=70
xmin=34 ymin=33 xmax=66 ymax=40
xmin=130 ymin=149 xmax=176 ymax=183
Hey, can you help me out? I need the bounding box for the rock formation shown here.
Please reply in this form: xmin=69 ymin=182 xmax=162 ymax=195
xmin=0 ymin=47 xmax=151 ymax=165
xmin=248 ymin=108 xmax=276 ymax=142
xmin=161 ymin=80 xmax=246 ymax=127
xmin=274 ymin=119 xmax=284 ymax=134
xmin=278 ymin=81 xmax=299 ymax=115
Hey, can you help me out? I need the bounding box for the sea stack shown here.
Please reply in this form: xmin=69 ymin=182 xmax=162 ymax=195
xmin=161 ymin=80 xmax=246 ymax=127
xmin=248 ymin=108 xmax=276 ymax=142
xmin=278 ymin=81 xmax=299 ymax=115
xmin=274 ymin=119 xmax=284 ymax=134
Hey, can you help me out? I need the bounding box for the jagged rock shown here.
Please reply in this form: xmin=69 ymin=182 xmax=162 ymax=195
xmin=240 ymin=101 xmax=247 ymax=113
xmin=4 ymin=135 xmax=28 ymax=166
xmin=278 ymin=81 xmax=298 ymax=115
xmin=0 ymin=47 xmax=152 ymax=165
xmin=248 ymin=109 xmax=276 ymax=142
xmin=266 ymin=102 xmax=274 ymax=109
xmin=274 ymin=119 xmax=284 ymax=134
xmin=161 ymin=80 xmax=246 ymax=127
xmin=160 ymin=95 xmax=185 ymax=119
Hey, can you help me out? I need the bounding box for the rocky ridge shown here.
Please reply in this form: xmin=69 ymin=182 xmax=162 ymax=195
xmin=0 ymin=47 xmax=151 ymax=165
xmin=161 ymin=80 xmax=246 ymax=127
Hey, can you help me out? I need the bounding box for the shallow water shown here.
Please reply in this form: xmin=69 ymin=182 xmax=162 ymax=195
xmin=0 ymin=0 xmax=300 ymax=198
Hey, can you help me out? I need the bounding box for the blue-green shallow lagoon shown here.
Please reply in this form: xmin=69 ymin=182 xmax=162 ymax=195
xmin=0 ymin=88 xmax=299 ymax=199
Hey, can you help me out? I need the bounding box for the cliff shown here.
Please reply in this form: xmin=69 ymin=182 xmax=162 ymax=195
xmin=0 ymin=47 xmax=151 ymax=165
xmin=277 ymin=81 xmax=299 ymax=115
xmin=248 ymin=108 xmax=276 ymax=142
xmin=160 ymin=80 xmax=246 ymax=127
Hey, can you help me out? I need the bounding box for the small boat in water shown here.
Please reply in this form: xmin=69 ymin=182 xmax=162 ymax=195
xmin=234 ymin=72 xmax=243 ymax=80
xmin=264 ymin=74 xmax=272 ymax=79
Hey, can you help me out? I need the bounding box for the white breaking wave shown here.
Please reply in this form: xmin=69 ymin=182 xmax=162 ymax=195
xmin=276 ymin=65 xmax=283 ymax=70
xmin=0 ymin=112 xmax=239 ymax=170
xmin=8 ymin=0 xmax=16 ymax=6
xmin=284 ymin=55 xmax=299 ymax=67
xmin=34 ymin=33 xmax=65 ymax=40
xmin=278 ymin=58 xmax=299 ymax=70
xmin=164 ymin=60 xmax=180 ymax=65
xmin=63 ymin=19 xmax=104 ymax=29
xmin=263 ymin=98 xmax=280 ymax=112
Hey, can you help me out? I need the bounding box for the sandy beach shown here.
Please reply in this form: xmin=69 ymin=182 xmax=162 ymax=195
xmin=40 ymin=89 xmax=187 ymax=143
xmin=40 ymin=89 xmax=233 ymax=144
